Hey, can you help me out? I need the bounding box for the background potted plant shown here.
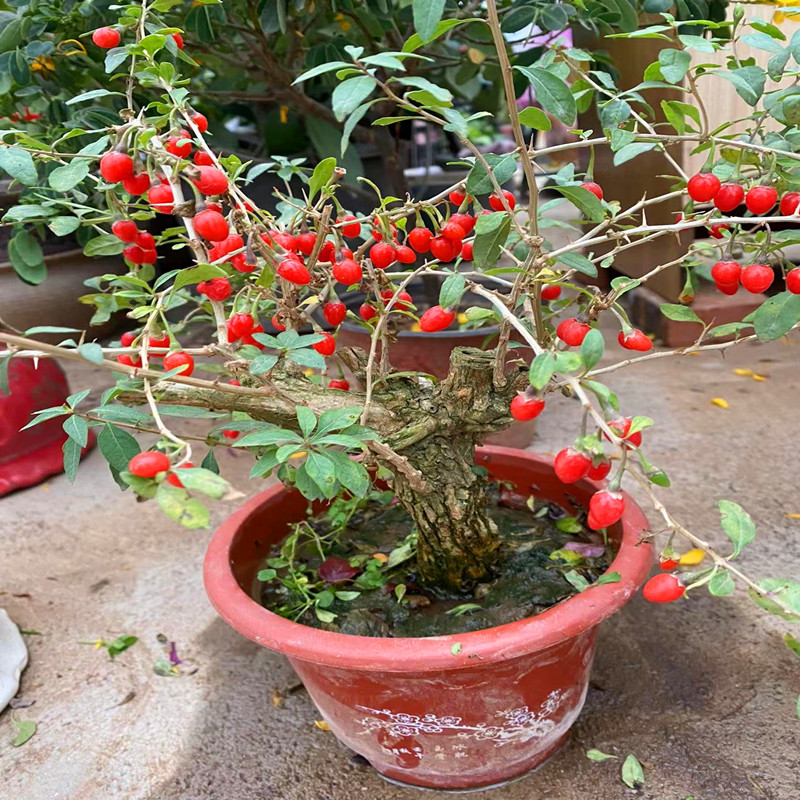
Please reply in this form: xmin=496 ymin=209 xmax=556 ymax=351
xmin=1 ymin=0 xmax=799 ymax=792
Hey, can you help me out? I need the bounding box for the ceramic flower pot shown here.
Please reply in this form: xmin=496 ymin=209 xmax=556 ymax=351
xmin=204 ymin=446 xmax=652 ymax=791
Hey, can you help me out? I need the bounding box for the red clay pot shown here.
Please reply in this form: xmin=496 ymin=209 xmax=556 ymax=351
xmin=204 ymin=446 xmax=652 ymax=791
xmin=0 ymin=358 xmax=94 ymax=497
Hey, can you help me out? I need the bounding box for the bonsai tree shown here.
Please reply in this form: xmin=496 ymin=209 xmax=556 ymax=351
xmin=0 ymin=0 xmax=798 ymax=640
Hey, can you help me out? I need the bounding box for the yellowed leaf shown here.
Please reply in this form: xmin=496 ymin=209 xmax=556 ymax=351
xmin=751 ymin=373 xmax=767 ymax=382
xmin=785 ymin=513 xmax=800 ymax=520
xmin=467 ymin=47 xmax=486 ymax=64
xmin=314 ymin=720 xmax=331 ymax=731
xmin=457 ymin=313 xmax=468 ymax=324
xmin=372 ymin=552 xmax=389 ymax=564
xmin=733 ymin=368 xmax=753 ymax=377
xmin=711 ymin=398 xmax=729 ymax=409
xmin=679 ymin=548 xmax=706 ymax=566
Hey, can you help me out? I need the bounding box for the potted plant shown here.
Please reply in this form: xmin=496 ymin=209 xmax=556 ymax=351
xmin=1 ymin=0 xmax=799 ymax=791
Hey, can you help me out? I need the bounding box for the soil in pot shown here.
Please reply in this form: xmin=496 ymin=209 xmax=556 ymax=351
xmin=254 ymin=482 xmax=611 ymax=638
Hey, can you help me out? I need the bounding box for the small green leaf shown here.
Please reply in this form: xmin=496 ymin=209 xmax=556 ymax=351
xmin=11 ymin=720 xmax=36 ymax=747
xmin=175 ymin=467 xmax=231 ymax=500
xmin=257 ymin=568 xmax=277 ymax=581
xmin=752 ymin=292 xmax=800 ymax=342
xmin=784 ymin=633 xmax=800 ymax=658
xmin=518 ymin=106 xmax=551 ymax=131
xmin=621 ymin=754 xmax=645 ymax=788
xmin=84 ymin=234 xmax=125 ymax=258
xmin=718 ymin=500 xmax=755 ymax=557
xmin=594 ymin=571 xmax=622 ymax=586
xmin=553 ymin=185 xmax=604 ymax=223
xmin=0 ymin=146 xmax=37 ymax=185
xmin=658 ymin=48 xmax=691 ymax=83
xmin=296 ymin=405 xmax=317 ymax=437
xmin=62 ymin=436 xmax=81 ymax=483
xmin=529 ymin=352 xmax=556 ymax=390
xmin=587 ymin=748 xmax=618 ymax=762
xmin=465 ymin=153 xmax=517 ymax=195
xmin=156 ymin=482 xmax=210 ymax=529
xmin=709 ymin=571 xmax=735 ymax=596
xmin=717 ymin=66 xmax=766 ymax=106
xmin=514 ymin=66 xmax=576 ymax=125
xmin=63 ymin=415 xmax=89 ymax=448
xmin=472 ymin=211 xmax=511 ymax=269
xmin=660 ymin=303 xmax=703 ymax=324
xmin=78 ymin=342 xmax=104 ymax=365
xmin=580 ymin=329 xmax=604 ymax=370
xmin=413 ymin=0 xmax=446 ymax=42
xmin=439 ymin=272 xmax=466 ymax=309
xmin=309 ymin=156 xmax=336 ymax=200
xmin=450 ymin=642 xmax=462 ymax=655
xmin=332 ymin=76 xmax=375 ymax=123
xmin=48 ymin=159 xmax=92 ymax=192
xmin=556 ymin=252 xmax=598 ymax=277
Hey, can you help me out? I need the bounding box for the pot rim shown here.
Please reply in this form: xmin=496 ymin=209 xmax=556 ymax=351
xmin=204 ymin=445 xmax=653 ymax=672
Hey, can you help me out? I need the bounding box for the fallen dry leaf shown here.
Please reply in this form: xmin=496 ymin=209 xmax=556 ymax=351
xmin=314 ymin=720 xmax=331 ymax=731
xmin=733 ymin=368 xmax=753 ymax=376
xmin=785 ymin=513 xmax=800 ymax=520
xmin=371 ymin=553 xmax=389 ymax=564
xmin=711 ymin=398 xmax=729 ymax=409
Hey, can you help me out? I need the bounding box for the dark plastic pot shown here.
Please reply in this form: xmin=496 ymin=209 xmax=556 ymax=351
xmin=204 ymin=446 xmax=652 ymax=791
xmin=0 ymin=358 xmax=94 ymax=497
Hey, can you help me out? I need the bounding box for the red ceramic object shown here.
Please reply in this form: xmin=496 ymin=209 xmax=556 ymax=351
xmin=204 ymin=447 xmax=652 ymax=791
xmin=0 ymin=358 xmax=93 ymax=497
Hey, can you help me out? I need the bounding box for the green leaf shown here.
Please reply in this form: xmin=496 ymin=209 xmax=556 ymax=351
xmin=553 ymin=186 xmax=604 ymax=223
xmin=84 ymin=234 xmax=125 ymax=258
xmin=309 ymin=156 xmax=336 ymax=201
xmin=332 ymin=76 xmax=375 ymax=122
xmin=564 ymin=570 xmax=590 ymax=591
xmin=514 ymin=66 xmax=576 ymax=125
xmin=660 ymin=303 xmax=702 ymax=324
xmin=292 ymin=61 xmax=351 ymax=84
xmin=201 ymin=448 xmax=219 ymax=474
xmin=20 ymin=406 xmax=69 ymax=430
xmin=47 ymin=216 xmax=81 ymax=236
xmin=587 ymin=749 xmax=618 ymax=762
xmin=413 ymin=0 xmax=446 ymax=42
xmin=172 ymin=263 xmax=227 ymax=291
xmin=288 ymin=348 xmax=327 ymax=370
xmin=717 ymin=67 xmax=766 ymax=106
xmin=106 ymin=634 xmax=138 ymax=658
xmin=748 ymin=579 xmax=800 ymax=620
xmin=472 ymin=211 xmax=511 ymax=269
xmin=234 ymin=428 xmax=301 ymax=447
xmin=78 ymin=343 xmax=104 ymax=365
xmin=556 ymin=251 xmax=598 ymax=277
xmin=529 ymin=352 xmax=556 ymax=390
xmin=97 ymin=424 xmax=140 ymax=486
xmin=249 ymin=354 xmax=279 ymax=375
xmin=48 ymin=159 xmax=91 ymax=192
xmin=63 ymin=415 xmax=89 ymax=448
xmin=613 ymin=142 xmax=657 ymax=166
xmin=403 ymin=19 xmax=475 ymax=53
xmin=315 ymin=407 xmax=361 ymax=436
xmin=553 ymin=351 xmax=583 ymax=373
xmin=104 ymin=46 xmax=129 ymax=74
xmin=661 ymin=100 xmax=701 ymax=135
xmin=65 ymin=88 xmax=123 ymax=105
xmin=621 ymin=754 xmax=645 ymax=789
xmin=595 ymin=571 xmax=622 ymax=586
xmin=718 ymin=500 xmax=755 ymax=557
xmin=709 ymin=571 xmax=735 ymax=596
xmin=9 ymin=231 xmax=46 ymax=285
xmin=439 ymin=272 xmax=466 ymax=308
xmin=11 ymin=720 xmax=36 ymax=747
xmin=63 ymin=436 xmax=81 ymax=483
xmin=465 ymin=153 xmax=517 ymax=195
xmin=0 ymin=146 xmax=37 ymax=185
xmin=304 ymin=451 xmax=338 ymax=497
xmin=517 ymin=106 xmax=551 ymax=131
xmin=296 ymin=405 xmax=317 ymax=438
xmin=752 ymin=291 xmax=800 ymax=341
xmin=324 ymin=450 xmax=370 ymax=496
xmin=658 ymin=48 xmax=691 ymax=83
xmin=174 ymin=467 xmax=230 ymax=499
xmin=450 ymin=642 xmax=462 ymax=655
xmin=580 ymin=329 xmax=604 ymax=370
xmin=784 ymin=633 xmax=800 ymax=658
xmin=156 ymin=482 xmax=210 ymax=529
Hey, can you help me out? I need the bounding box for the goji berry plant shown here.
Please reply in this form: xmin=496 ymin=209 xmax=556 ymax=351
xmin=1 ymin=1 xmax=799 ymax=649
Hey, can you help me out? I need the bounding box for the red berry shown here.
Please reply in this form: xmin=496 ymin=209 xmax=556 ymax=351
xmin=140 ymin=249 xmax=157 ymax=265
xmin=449 ymin=189 xmax=466 ymax=205
xmin=554 ymin=448 xmax=592 ymax=484
xmin=489 ymin=189 xmax=516 ymax=211
xmin=587 ymin=459 xmax=612 ymax=481
xmin=323 ymin=301 xmax=347 ymax=327
xmin=147 ymin=183 xmax=174 ymax=214
xmin=541 ymin=285 xmax=561 ymax=301
xmin=333 ymin=258 xmax=362 ymax=285
xmin=450 ymin=213 xmax=475 ymax=235
xmin=408 ymin=227 xmax=433 ymax=253
xmin=710 ymin=260 xmax=741 ymax=286
xmin=370 ymin=242 xmax=396 ymax=269
xmin=328 ymin=379 xmax=350 ymax=391
xmin=117 ymin=354 xmax=142 ymax=368
xmin=296 ymin=232 xmax=317 ymax=256
xmin=227 ymin=313 xmax=254 ymax=342
xmin=122 ymin=172 xmax=151 ymax=195
xmin=556 ymin=318 xmax=591 ymax=347
xmin=441 ymin=221 xmax=466 ymax=241
xmin=166 ymin=131 xmax=192 ymax=158
xmin=359 ymin=303 xmax=377 ymax=322
xmin=277 ymin=258 xmax=311 ymax=285
xmin=189 ymin=112 xmax=208 ymax=133
xmin=510 ymin=394 xmax=545 ymax=421
xmin=197 ymin=277 xmax=231 ymax=301
xmin=587 ymin=490 xmax=625 ymax=530
xmin=163 ymin=351 xmax=194 ymax=376
xmin=100 ymin=151 xmax=135 ymax=183
xmin=780 ymin=191 xmax=800 ymax=216
xmin=687 ymin=172 xmax=721 ymax=203
xmin=607 ymin=417 xmax=642 ymax=448
xmin=580 ymin=181 xmax=603 ymax=200
xmin=395 ymin=245 xmax=416 ymax=264
xmin=460 ymin=241 xmax=473 ymax=260
xmin=708 ymin=222 xmax=730 ymax=240
xmin=617 ymin=329 xmax=652 ymax=352
xmin=192 ymin=166 xmax=228 ymax=195
xmin=313 ymin=332 xmax=336 ymax=356
xmin=271 ymin=314 xmax=286 ymax=332
xmin=419 ymin=305 xmax=455 ymax=332
xmin=745 ymin=185 xmax=777 ymax=215
xmin=659 ymin=556 xmax=680 ymax=571
xmin=787 ymin=268 xmax=800 ymax=294
xmin=193 ymin=209 xmax=229 ymax=242
xmin=240 ymin=323 xmax=265 ymax=348
xmin=430 ymin=235 xmax=458 ymax=262
xmin=209 ymin=233 xmax=244 ymax=261
xmin=194 ymin=151 xmax=214 ymax=167
xmin=136 ymin=231 xmax=155 ymax=250
xmin=230 ymin=253 xmax=255 ymax=273
xmin=120 ymin=331 xmax=137 ymax=347
xmin=128 ymin=451 xmax=170 ymax=478
xmin=713 ymin=183 xmax=744 ymax=213
xmin=112 ymin=219 xmax=139 ymax=243
xmin=173 ymin=32 xmax=184 ymax=49
xmin=166 ymin=462 xmax=195 ymax=487
xmin=716 ymin=281 xmax=739 ymax=296
xmin=340 ymin=215 xmax=361 ymax=238
xmin=643 ymin=572 xmax=685 ymax=603
xmin=223 ymin=429 xmax=240 ymax=440
xmin=92 ymin=27 xmax=121 ymax=48
xmin=740 ymin=263 xmax=773 ymax=294
xmin=123 ymin=244 xmax=145 ymax=264
xmin=380 ymin=289 xmax=412 ymax=311
xmin=147 ymin=333 xmax=170 ymax=356
xmin=319 ymin=241 xmax=336 ymax=263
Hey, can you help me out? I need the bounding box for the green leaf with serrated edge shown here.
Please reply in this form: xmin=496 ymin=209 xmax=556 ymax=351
xmin=11 ymin=720 xmax=36 ymax=747
xmin=518 ymin=106 xmax=551 ymax=131
xmin=63 ymin=415 xmax=89 ymax=448
xmin=718 ymin=500 xmax=755 ymax=557
xmin=587 ymin=749 xmax=618 ymax=762
xmin=296 ymin=405 xmax=317 ymax=438
xmin=439 ymin=272 xmax=465 ymax=309
xmin=660 ymin=303 xmax=703 ymax=324
xmin=514 ymin=66 xmax=576 ymax=125
xmin=63 ymin=436 xmax=81 ymax=483
xmin=473 ymin=211 xmax=510 ymax=269
xmin=413 ymin=0 xmax=445 ymax=42
xmin=621 ymin=754 xmax=645 ymax=788
xmin=580 ymin=329 xmax=604 ymax=370
xmin=173 ymin=467 xmax=230 ymax=499
xmin=156 ymin=482 xmax=210 ymax=529
xmin=553 ymin=185 xmax=604 ymax=222
xmin=709 ymin=571 xmax=735 ymax=596
xmin=529 ymin=352 xmax=556 ymax=390
xmin=753 ymin=292 xmax=800 ymax=341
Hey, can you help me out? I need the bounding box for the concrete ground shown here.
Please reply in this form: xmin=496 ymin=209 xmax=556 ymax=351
xmin=1 ymin=329 xmax=799 ymax=800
